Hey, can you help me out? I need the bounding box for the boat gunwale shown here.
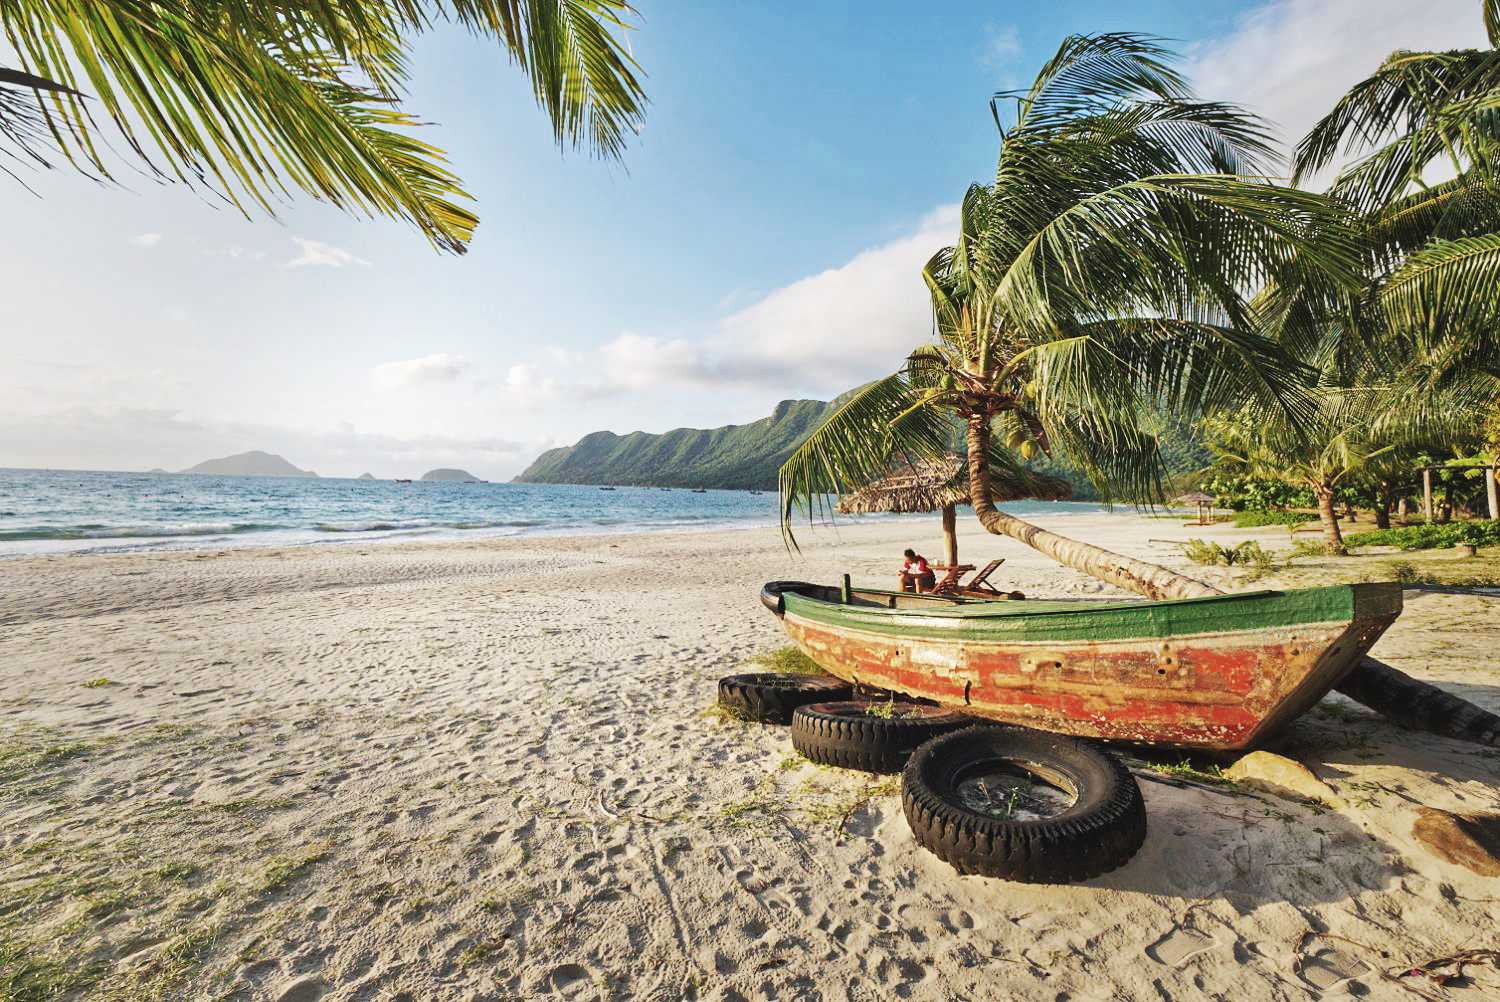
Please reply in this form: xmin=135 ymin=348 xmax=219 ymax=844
xmin=770 ymin=580 xmax=1403 ymax=645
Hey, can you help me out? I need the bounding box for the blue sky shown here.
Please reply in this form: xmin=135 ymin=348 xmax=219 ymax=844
xmin=0 ymin=0 xmax=1486 ymax=479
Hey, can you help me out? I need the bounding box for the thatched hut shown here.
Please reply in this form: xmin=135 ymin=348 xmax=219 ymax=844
xmin=835 ymin=456 xmax=1071 ymax=566
xmin=1171 ymin=491 xmax=1217 ymax=526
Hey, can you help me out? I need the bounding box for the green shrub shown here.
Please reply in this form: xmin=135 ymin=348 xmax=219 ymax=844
xmin=1345 ymin=521 xmax=1500 ymax=551
xmin=1181 ymin=539 xmax=1275 ymax=569
xmin=744 ymin=646 xmax=824 ymax=674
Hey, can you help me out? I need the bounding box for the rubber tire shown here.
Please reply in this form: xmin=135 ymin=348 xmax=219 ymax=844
xmin=791 ymin=701 xmax=973 ymax=773
xmin=718 ymin=673 xmax=854 ymax=724
xmin=902 ymin=726 xmax=1147 ymax=883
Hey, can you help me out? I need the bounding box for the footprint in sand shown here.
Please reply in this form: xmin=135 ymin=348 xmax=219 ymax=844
xmin=1146 ymin=926 xmax=1218 ymax=967
xmin=275 ymin=975 xmax=329 ymax=1002
xmin=1297 ymin=947 xmax=1372 ymax=992
xmin=731 ymin=865 xmax=794 ymax=912
xmin=540 ymin=962 xmax=598 ymax=998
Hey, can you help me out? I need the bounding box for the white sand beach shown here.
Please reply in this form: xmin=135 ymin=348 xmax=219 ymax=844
xmin=2 ymin=515 xmax=1497 ymax=1001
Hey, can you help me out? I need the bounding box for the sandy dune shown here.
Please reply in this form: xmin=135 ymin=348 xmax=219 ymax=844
xmin=1 ymin=515 xmax=1496 ymax=1001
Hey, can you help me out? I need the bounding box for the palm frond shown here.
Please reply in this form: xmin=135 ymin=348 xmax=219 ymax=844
xmin=778 ymin=374 xmax=950 ymax=548
xmin=0 ymin=0 xmax=646 ymax=251
xmin=996 ymin=33 xmax=1189 ymax=136
xmin=1379 ymin=234 xmax=1500 ymax=374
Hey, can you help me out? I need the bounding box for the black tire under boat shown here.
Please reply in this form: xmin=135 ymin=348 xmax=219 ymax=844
xmin=902 ymin=726 xmax=1147 ymax=883
xmin=717 ymin=672 xmax=854 ymax=724
xmin=791 ymin=701 xmax=972 ymax=773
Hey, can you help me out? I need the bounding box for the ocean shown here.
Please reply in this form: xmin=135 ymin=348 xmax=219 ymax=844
xmin=0 ymin=468 xmax=1118 ymax=559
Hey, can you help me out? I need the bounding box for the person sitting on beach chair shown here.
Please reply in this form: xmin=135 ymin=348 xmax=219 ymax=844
xmin=899 ymin=549 xmax=936 ymax=593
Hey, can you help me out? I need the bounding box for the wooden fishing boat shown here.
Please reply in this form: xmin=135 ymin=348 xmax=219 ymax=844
xmin=760 ymin=580 xmax=1403 ymax=751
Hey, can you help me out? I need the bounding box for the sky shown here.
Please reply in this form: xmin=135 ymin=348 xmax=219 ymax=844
xmin=0 ymin=0 xmax=1489 ymax=480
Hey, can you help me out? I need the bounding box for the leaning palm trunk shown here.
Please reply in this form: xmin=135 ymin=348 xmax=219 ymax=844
xmin=964 ymin=417 xmax=1219 ymax=600
xmin=963 ymin=418 xmax=1500 ymax=746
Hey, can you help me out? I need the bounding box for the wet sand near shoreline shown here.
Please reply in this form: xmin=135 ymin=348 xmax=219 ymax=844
xmin=1 ymin=516 xmax=1497 ymax=1001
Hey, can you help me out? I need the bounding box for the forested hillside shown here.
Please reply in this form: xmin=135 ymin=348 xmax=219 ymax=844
xmin=515 ymin=397 xmax=1211 ymax=496
xmin=514 ymin=399 xmax=841 ymax=490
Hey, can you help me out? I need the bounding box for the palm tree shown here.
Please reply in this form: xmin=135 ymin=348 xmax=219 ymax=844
xmin=1290 ymin=0 xmax=1500 ymax=389
xmin=0 ymin=1 xmax=647 ymax=254
xmin=779 ymin=33 xmax=1356 ymax=600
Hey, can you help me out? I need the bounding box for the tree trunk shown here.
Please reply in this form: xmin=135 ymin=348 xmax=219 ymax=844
xmin=964 ymin=416 xmax=1219 ymax=600
xmin=1397 ymin=496 xmax=1408 ymax=526
xmin=941 ymin=504 xmax=958 ymax=566
xmin=1487 ymin=466 xmax=1499 ymax=520
xmin=1373 ymin=489 xmax=1391 ymax=530
xmin=1315 ymin=487 xmax=1347 ymax=556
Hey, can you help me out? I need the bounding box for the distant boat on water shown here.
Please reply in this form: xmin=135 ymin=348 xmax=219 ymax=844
xmin=692 ymin=488 xmax=708 ymax=493
xmin=394 ymin=478 xmax=412 ymax=483
xmin=600 ymin=486 xmax=616 ymax=491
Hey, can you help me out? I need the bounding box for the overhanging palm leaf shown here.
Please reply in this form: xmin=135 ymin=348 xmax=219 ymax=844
xmin=0 ymin=0 xmax=646 ymax=252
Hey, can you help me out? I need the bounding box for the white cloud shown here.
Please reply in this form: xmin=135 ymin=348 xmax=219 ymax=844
xmin=370 ymin=353 xmax=475 ymax=393
xmin=590 ymin=205 xmax=958 ymax=397
xmin=495 ymin=363 xmax=566 ymax=409
xmin=165 ymin=307 xmax=190 ymax=323
xmin=505 ymin=206 xmax=961 ymax=405
xmin=278 ymin=236 xmax=371 ymax=269
xmin=985 ymin=25 xmax=1022 ymax=65
xmin=129 ymin=233 xmax=163 ymax=247
xmin=1185 ymin=0 xmax=1484 ymax=166
xmin=601 ymin=333 xmax=717 ymax=390
xmin=0 ymin=356 xmax=190 ymax=408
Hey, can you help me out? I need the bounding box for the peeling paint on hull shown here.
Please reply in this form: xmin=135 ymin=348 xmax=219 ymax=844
xmin=767 ymin=582 xmax=1403 ymax=751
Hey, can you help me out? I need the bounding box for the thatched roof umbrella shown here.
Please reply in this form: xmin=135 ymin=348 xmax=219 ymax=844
xmin=835 ymin=456 xmax=1071 ymax=566
xmin=1171 ymin=491 xmax=1217 ymax=525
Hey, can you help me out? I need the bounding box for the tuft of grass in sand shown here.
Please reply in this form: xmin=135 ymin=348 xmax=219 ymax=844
xmin=0 ymin=735 xmax=100 ymax=785
xmin=742 ymin=646 xmax=824 ymax=675
xmin=697 ymin=702 xmax=753 ymax=726
xmin=251 ymin=848 xmax=329 ymax=895
xmin=1133 ymin=755 xmax=1234 ymax=786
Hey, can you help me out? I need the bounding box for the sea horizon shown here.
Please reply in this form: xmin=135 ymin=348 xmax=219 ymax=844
xmin=0 ymin=466 xmax=1128 ymax=559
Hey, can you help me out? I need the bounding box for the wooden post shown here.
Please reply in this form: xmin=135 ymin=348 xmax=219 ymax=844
xmin=1423 ymin=468 xmax=1433 ymax=522
xmin=1487 ymin=466 xmax=1498 ymax=520
xmin=941 ymin=504 xmax=958 ymax=566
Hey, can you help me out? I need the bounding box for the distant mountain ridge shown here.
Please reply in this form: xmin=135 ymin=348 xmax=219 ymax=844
xmin=514 ymin=398 xmax=841 ymax=490
xmin=180 ymin=451 xmax=317 ymax=477
xmin=421 ymin=469 xmax=485 ymax=483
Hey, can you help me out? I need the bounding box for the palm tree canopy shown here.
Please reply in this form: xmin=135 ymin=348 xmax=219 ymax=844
xmin=781 ymin=33 xmax=1357 ymax=548
xmin=0 ymin=1 xmax=647 ymax=254
xmin=1277 ymin=0 xmax=1500 ymax=389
